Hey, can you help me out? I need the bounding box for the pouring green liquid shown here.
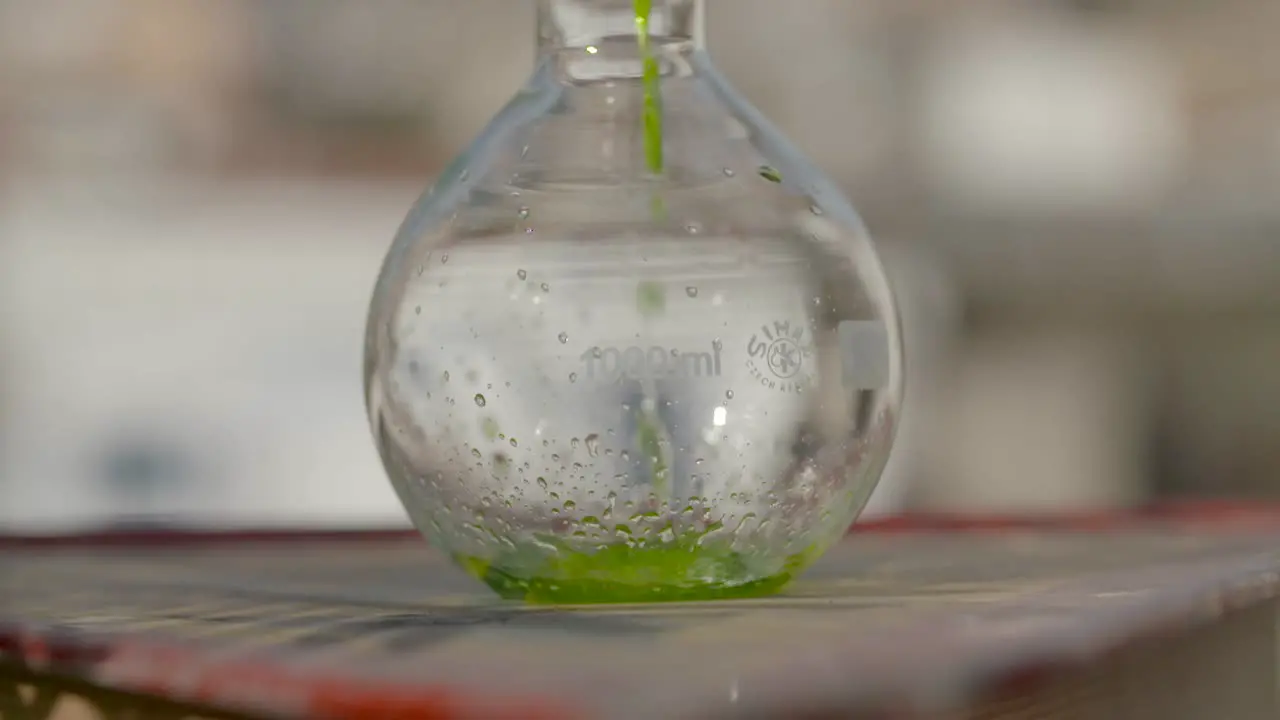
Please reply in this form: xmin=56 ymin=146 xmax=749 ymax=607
xmin=634 ymin=0 xmax=663 ymax=174
xmin=632 ymin=0 xmax=673 ymax=511
xmin=449 ymin=2 xmax=826 ymax=604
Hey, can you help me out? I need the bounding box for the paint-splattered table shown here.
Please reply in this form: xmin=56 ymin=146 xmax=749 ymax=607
xmin=3 ymin=506 xmax=1280 ymax=720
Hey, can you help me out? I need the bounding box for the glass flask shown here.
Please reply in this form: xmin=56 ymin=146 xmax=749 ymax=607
xmin=364 ymin=0 xmax=903 ymax=604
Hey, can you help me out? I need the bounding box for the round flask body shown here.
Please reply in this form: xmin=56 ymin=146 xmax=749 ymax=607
xmin=364 ymin=33 xmax=902 ymax=603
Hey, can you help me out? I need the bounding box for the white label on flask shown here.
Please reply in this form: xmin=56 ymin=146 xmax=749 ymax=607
xmin=838 ymin=321 xmax=890 ymax=390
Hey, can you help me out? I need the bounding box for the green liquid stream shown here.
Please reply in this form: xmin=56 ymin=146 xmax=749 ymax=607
xmin=634 ymin=0 xmax=663 ymax=174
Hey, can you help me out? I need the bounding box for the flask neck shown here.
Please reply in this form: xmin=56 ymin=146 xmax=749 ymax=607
xmin=537 ymin=0 xmax=704 ymax=74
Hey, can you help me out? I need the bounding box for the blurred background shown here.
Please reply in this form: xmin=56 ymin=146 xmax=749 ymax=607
xmin=2 ymin=0 xmax=1278 ymax=535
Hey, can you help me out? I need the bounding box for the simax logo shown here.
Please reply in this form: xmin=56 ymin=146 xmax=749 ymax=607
xmin=746 ymin=320 xmax=812 ymax=394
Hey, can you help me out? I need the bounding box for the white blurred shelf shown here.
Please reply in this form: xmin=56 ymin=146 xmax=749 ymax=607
xmin=0 ymin=178 xmax=423 ymax=533
xmin=929 ymin=214 xmax=1280 ymax=319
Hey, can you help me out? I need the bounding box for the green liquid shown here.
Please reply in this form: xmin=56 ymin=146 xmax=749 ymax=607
xmin=457 ymin=534 xmax=820 ymax=604
xmin=759 ymin=165 xmax=783 ymax=183
xmin=634 ymin=0 xmax=663 ymax=174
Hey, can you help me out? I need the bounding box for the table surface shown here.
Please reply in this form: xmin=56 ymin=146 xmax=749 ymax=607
xmin=4 ymin=509 xmax=1280 ymax=720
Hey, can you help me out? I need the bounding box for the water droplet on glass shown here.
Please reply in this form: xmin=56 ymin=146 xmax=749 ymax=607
xmin=570 ymin=437 xmax=580 ymax=450
xmin=569 ymin=372 xmax=578 ymax=383
xmin=517 ymin=269 xmax=527 ymax=280
xmin=584 ymin=434 xmax=600 ymax=458
xmin=414 ymin=306 xmax=422 ymax=315
xmin=474 ymin=394 xmax=487 ymax=407
xmin=537 ymin=477 xmax=548 ymax=490
xmin=758 ymin=165 xmax=783 ymax=183
xmin=810 ymin=204 xmax=824 ymax=216
xmin=685 ymin=286 xmax=698 ymax=298
xmin=722 ymin=168 xmax=736 ymax=177
xmin=517 ymin=206 xmax=531 ymax=220
xmin=541 ymin=282 xmax=550 ymax=292
xmin=470 ymin=447 xmax=482 ymax=459
xmin=440 ymin=254 xmax=449 ymax=264
xmin=458 ymin=169 xmax=470 ymax=181
xmin=442 ymin=371 xmax=451 ymax=383
xmin=558 ymin=332 xmax=569 ymax=344
xmin=509 ymin=438 xmax=518 ymax=448
xmin=726 ymin=390 xmax=735 ymax=400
